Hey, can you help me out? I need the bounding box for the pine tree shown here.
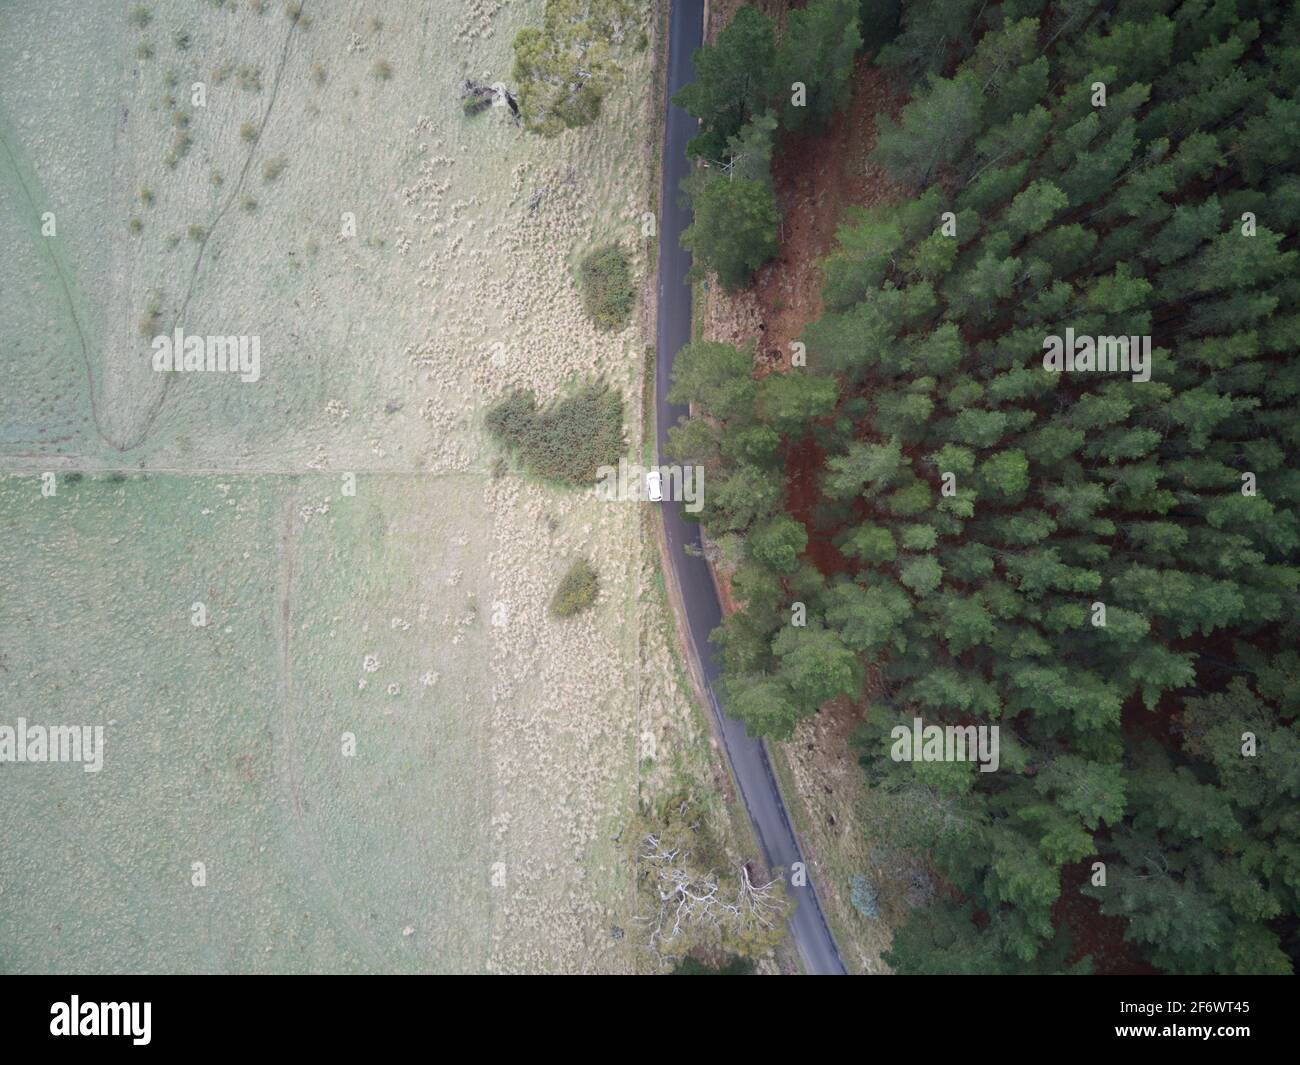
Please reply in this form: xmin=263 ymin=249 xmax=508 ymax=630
xmin=670 ymin=0 xmax=1300 ymax=975
xmin=873 ymin=73 xmax=985 ymax=187
xmin=774 ymin=0 xmax=862 ymax=133
xmin=680 ymin=168 xmax=778 ymax=291
xmin=673 ymin=6 xmax=777 ymax=161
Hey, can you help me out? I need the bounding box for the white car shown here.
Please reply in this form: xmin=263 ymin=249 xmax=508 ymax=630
xmin=646 ymin=469 xmax=663 ymax=502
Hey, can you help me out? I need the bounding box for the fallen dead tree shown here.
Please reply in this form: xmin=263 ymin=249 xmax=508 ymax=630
xmin=632 ymin=797 xmax=788 ymax=962
xmin=459 ymin=79 xmax=520 ymax=123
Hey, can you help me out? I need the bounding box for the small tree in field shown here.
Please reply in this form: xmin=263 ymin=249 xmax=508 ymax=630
xmin=550 ymin=559 xmax=599 ymax=617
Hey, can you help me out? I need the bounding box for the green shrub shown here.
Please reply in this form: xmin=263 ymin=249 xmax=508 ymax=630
xmin=578 ymin=244 xmax=634 ymax=330
xmin=849 ymin=874 xmax=880 ymax=920
xmin=857 ymin=0 xmax=901 ymax=52
xmin=550 ymin=559 xmax=599 ymax=618
xmin=512 ymin=0 xmax=637 ymax=136
xmin=485 ymin=382 xmax=623 ymax=486
xmin=236 ymin=65 xmax=263 ymax=92
xmin=163 ymin=129 xmax=192 ymax=169
xmin=262 ymin=156 xmax=288 ymax=182
xmin=670 ymin=954 xmax=756 ymax=975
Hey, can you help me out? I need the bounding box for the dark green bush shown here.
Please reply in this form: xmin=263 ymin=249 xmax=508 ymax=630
xmin=670 ymin=954 xmax=756 ymax=975
xmin=578 ymin=244 xmax=634 ymax=330
xmin=550 ymin=558 xmax=599 ymax=618
xmin=857 ymin=0 xmax=901 ymax=52
xmin=485 ymin=382 xmax=623 ymax=486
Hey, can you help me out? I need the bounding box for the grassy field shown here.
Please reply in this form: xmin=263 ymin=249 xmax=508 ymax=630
xmin=0 ymin=1 xmax=722 ymax=973
xmin=0 ymin=0 xmax=652 ymax=471
xmin=0 ymin=472 xmax=496 ymax=972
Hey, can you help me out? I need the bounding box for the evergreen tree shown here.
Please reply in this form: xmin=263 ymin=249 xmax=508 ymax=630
xmin=670 ymin=0 xmax=1300 ymax=975
xmin=774 ymin=0 xmax=863 ymax=133
xmin=680 ymin=168 xmax=778 ymax=291
xmin=673 ymin=6 xmax=777 ymax=161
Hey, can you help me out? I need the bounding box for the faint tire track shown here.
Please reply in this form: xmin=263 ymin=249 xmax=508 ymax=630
xmin=118 ymin=2 xmax=313 ymax=453
xmin=273 ymin=489 xmax=388 ymax=970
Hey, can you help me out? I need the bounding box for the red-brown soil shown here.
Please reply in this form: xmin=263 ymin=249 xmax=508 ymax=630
xmin=699 ymin=7 xmax=1166 ymax=976
xmin=752 ymin=56 xmax=906 ymax=371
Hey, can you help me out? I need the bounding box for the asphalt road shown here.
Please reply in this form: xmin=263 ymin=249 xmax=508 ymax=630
xmin=654 ymin=0 xmax=847 ymax=976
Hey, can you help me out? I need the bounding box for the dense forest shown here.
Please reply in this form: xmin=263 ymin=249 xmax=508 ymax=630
xmin=668 ymin=0 xmax=1300 ymax=974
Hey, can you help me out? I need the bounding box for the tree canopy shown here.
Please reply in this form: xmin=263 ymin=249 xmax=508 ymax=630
xmin=671 ymin=0 xmax=1300 ymax=975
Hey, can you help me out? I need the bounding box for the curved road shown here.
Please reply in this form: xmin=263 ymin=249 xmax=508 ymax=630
xmin=654 ymin=0 xmax=847 ymax=976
